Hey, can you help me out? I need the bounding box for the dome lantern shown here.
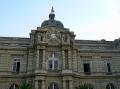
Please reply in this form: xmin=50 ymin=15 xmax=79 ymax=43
xmin=41 ymin=7 xmax=64 ymax=28
xmin=49 ymin=7 xmax=55 ymax=20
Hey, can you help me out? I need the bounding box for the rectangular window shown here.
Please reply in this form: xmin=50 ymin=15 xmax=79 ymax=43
xmin=84 ymin=63 xmax=91 ymax=74
xmin=13 ymin=59 xmax=20 ymax=73
xmin=107 ymin=63 xmax=112 ymax=74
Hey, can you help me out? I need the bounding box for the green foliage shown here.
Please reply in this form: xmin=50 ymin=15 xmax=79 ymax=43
xmin=75 ymin=84 xmax=89 ymax=89
xmin=19 ymin=82 xmax=32 ymax=89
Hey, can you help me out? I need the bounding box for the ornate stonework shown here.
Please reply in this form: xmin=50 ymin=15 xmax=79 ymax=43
xmin=0 ymin=8 xmax=120 ymax=89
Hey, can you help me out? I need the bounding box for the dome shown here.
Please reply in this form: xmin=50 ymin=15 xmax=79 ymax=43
xmin=41 ymin=19 xmax=64 ymax=28
xmin=41 ymin=7 xmax=64 ymax=28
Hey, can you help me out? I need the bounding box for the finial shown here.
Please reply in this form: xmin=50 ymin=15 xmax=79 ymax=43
xmin=51 ymin=6 xmax=54 ymax=14
xmin=49 ymin=7 xmax=55 ymax=20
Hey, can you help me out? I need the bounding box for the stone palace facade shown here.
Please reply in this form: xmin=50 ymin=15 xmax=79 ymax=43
xmin=0 ymin=8 xmax=120 ymax=89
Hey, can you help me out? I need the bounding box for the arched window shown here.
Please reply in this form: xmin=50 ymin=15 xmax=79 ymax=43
xmin=48 ymin=82 xmax=59 ymax=89
xmin=106 ymin=83 xmax=115 ymax=89
xmin=48 ymin=53 xmax=58 ymax=70
xmin=9 ymin=84 xmax=19 ymax=89
xmin=77 ymin=84 xmax=94 ymax=89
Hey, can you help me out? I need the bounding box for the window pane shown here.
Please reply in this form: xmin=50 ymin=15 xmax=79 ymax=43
xmin=107 ymin=63 xmax=111 ymax=72
xmin=13 ymin=60 xmax=20 ymax=73
xmin=13 ymin=62 xmax=17 ymax=72
xmin=54 ymin=60 xmax=58 ymax=70
xmin=16 ymin=62 xmax=20 ymax=72
xmin=49 ymin=60 xmax=53 ymax=70
xmin=84 ymin=63 xmax=91 ymax=74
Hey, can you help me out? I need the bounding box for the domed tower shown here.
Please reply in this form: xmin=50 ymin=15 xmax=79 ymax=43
xmin=29 ymin=8 xmax=76 ymax=89
xmin=30 ymin=7 xmax=75 ymax=46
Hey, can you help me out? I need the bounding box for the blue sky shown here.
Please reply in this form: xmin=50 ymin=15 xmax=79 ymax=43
xmin=0 ymin=0 xmax=120 ymax=41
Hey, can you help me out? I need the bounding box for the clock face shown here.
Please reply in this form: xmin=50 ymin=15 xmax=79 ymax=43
xmin=51 ymin=34 xmax=56 ymax=38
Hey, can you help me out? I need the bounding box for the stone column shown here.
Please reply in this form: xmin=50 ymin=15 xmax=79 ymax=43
xmin=35 ymin=80 xmax=38 ymax=89
xmin=36 ymin=49 xmax=39 ymax=69
xmin=73 ymin=50 xmax=77 ymax=72
xmin=68 ymin=49 xmax=72 ymax=70
xmin=69 ymin=80 xmax=73 ymax=89
xmin=42 ymin=80 xmax=45 ymax=89
xmin=42 ymin=49 xmax=46 ymax=70
xmin=63 ymin=80 xmax=66 ymax=89
xmin=62 ymin=50 xmax=65 ymax=70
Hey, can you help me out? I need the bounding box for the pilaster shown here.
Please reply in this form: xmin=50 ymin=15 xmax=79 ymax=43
xmin=35 ymin=80 xmax=38 ymax=89
xmin=68 ymin=49 xmax=72 ymax=70
xmin=63 ymin=80 xmax=66 ymax=89
xmin=36 ymin=49 xmax=39 ymax=69
xmin=42 ymin=48 xmax=46 ymax=70
xmin=62 ymin=50 xmax=65 ymax=70
xmin=72 ymin=49 xmax=78 ymax=72
xmin=69 ymin=80 xmax=73 ymax=89
xmin=42 ymin=80 xmax=45 ymax=89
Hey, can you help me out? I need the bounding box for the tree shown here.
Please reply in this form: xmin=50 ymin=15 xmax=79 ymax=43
xmin=19 ymin=82 xmax=32 ymax=89
xmin=75 ymin=84 xmax=89 ymax=89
